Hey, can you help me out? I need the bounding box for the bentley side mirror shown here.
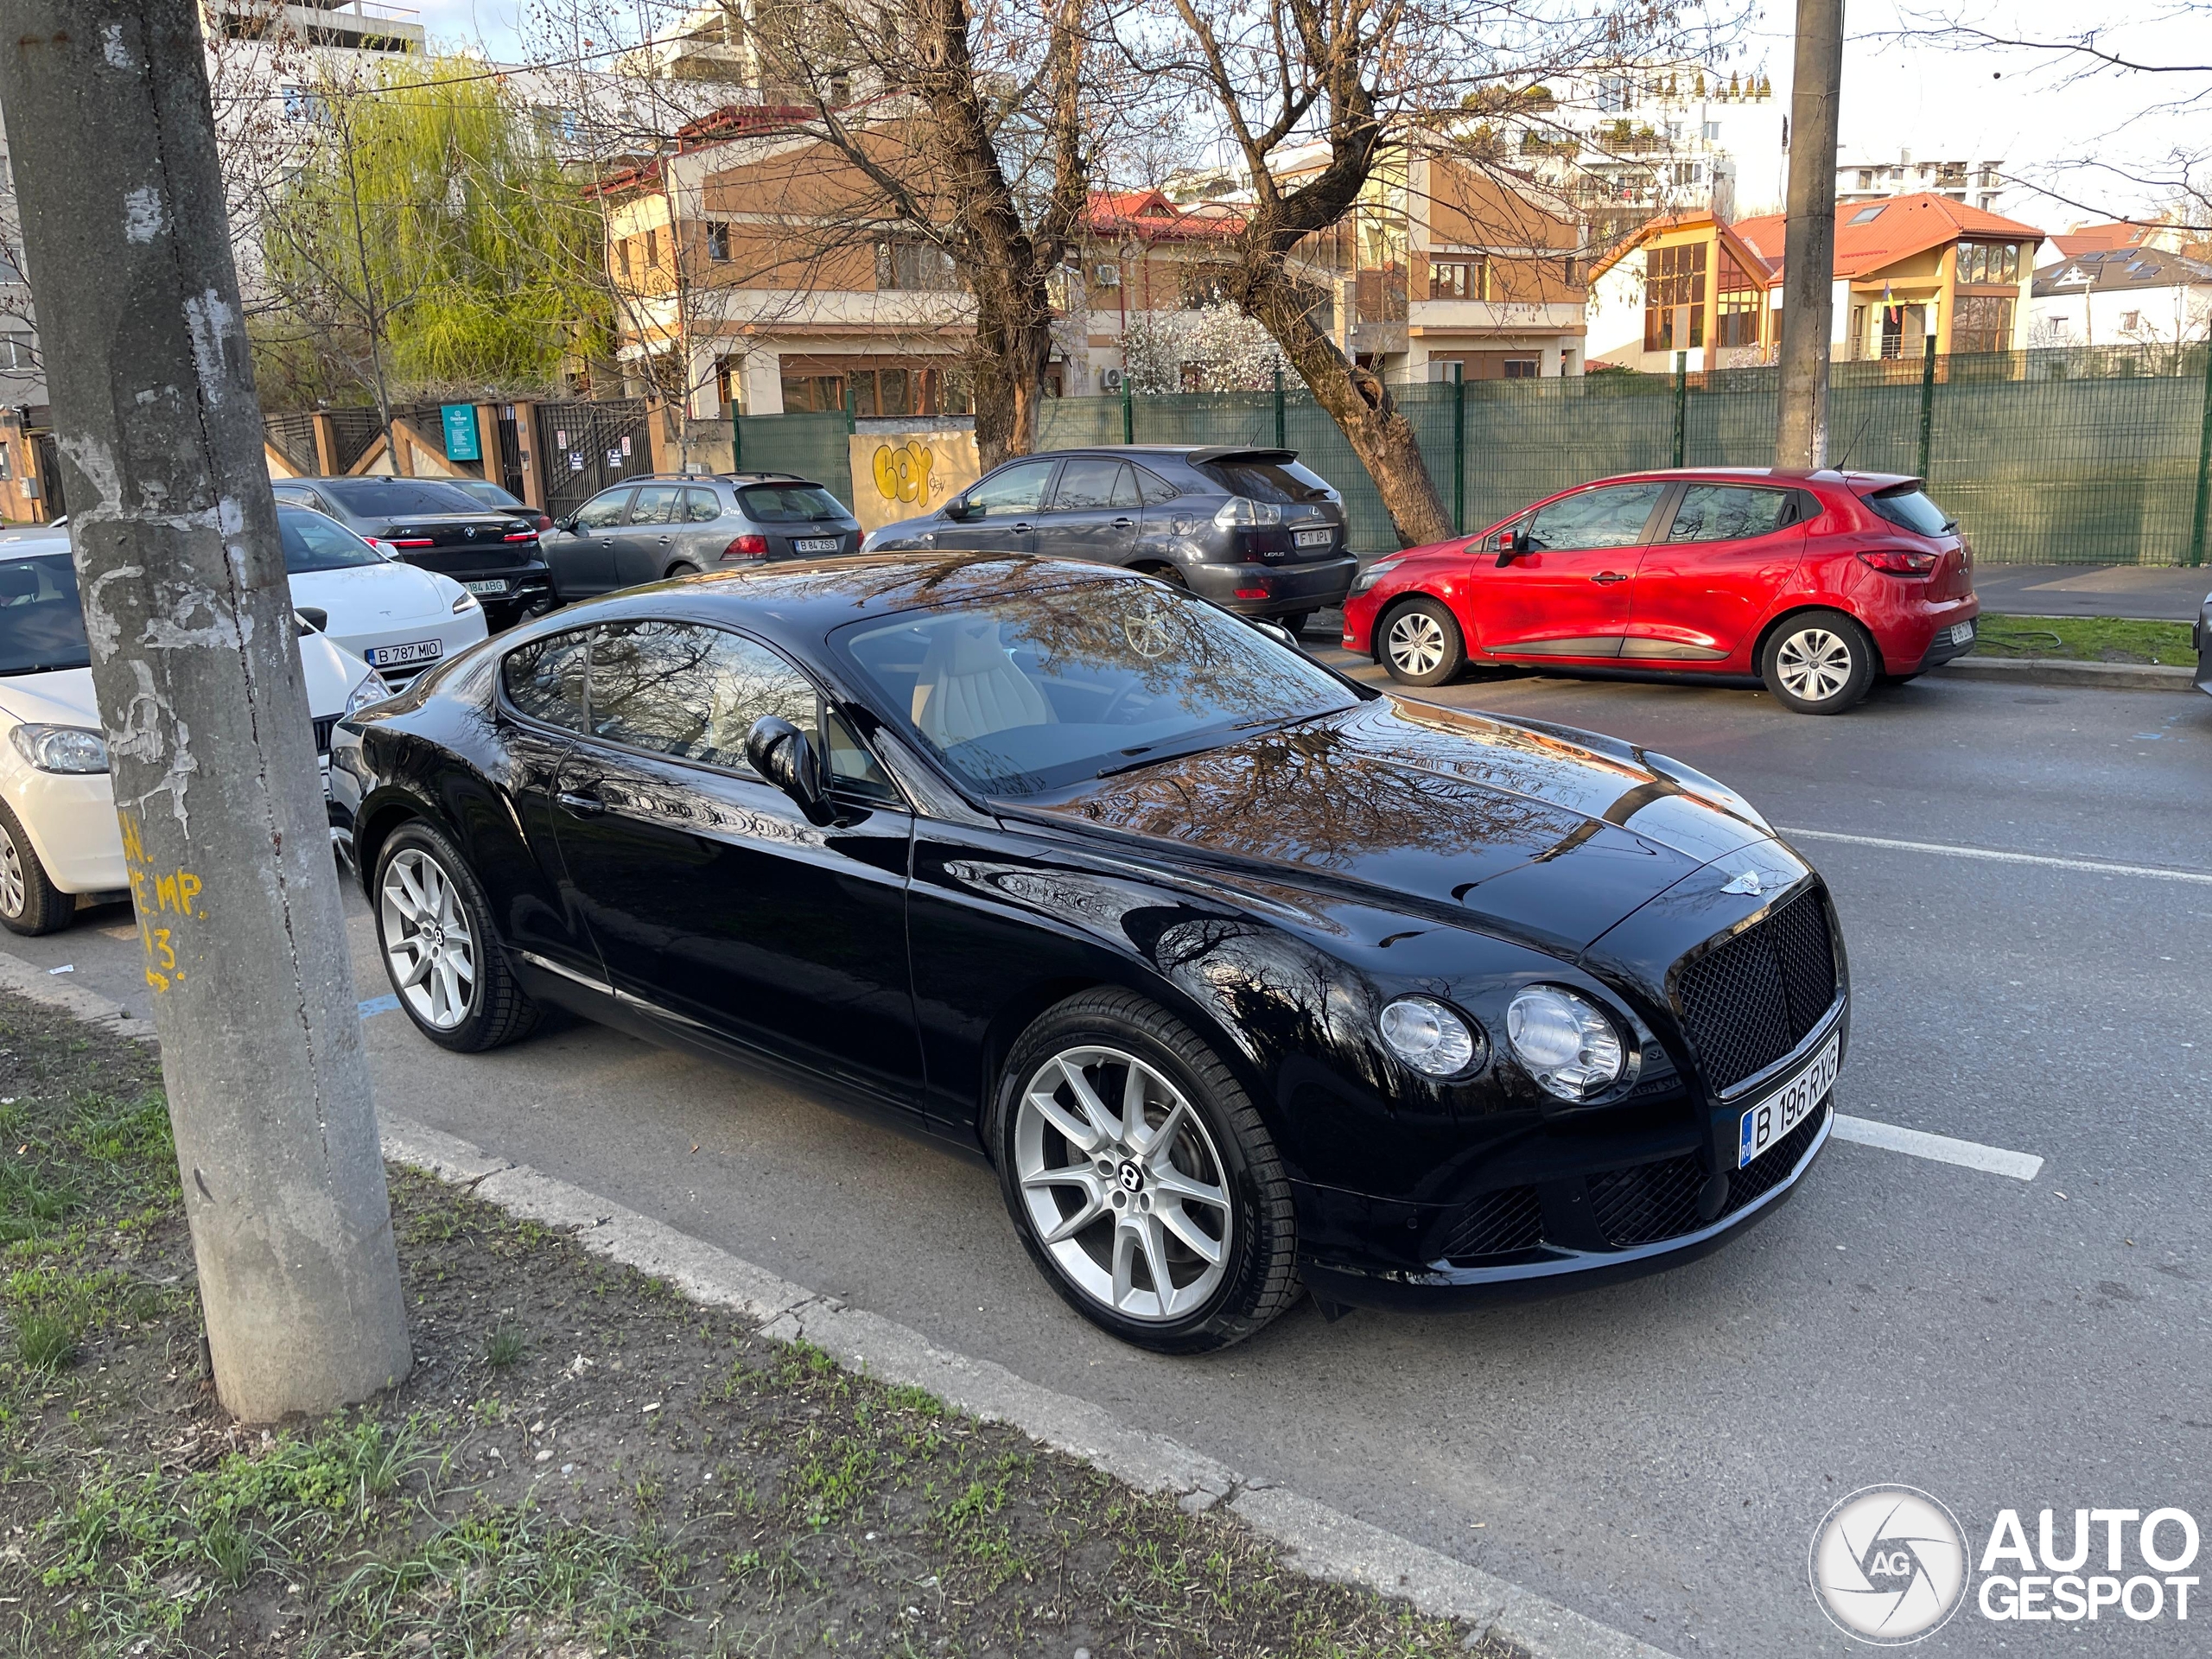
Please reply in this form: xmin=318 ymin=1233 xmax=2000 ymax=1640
xmin=745 ymin=715 xmax=834 ymax=825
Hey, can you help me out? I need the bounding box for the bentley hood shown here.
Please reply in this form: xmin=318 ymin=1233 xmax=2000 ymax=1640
xmin=1025 ymin=696 xmax=1775 ymax=956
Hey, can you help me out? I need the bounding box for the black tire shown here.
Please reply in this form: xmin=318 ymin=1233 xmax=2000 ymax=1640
xmin=665 ymin=561 xmax=705 ymax=580
xmin=0 ymin=799 xmax=72 ymax=936
xmin=1376 ymin=596 xmax=1467 ymax=686
xmin=1275 ymin=610 xmax=1314 ymax=639
xmin=371 ymin=819 xmax=540 ymax=1052
xmin=1759 ymin=609 xmax=1878 ymax=715
xmin=995 ymin=988 xmax=1300 ymax=1354
xmin=1879 ymin=671 xmax=1923 ymax=686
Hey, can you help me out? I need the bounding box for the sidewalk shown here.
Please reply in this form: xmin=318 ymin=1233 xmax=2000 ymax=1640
xmin=1956 ymin=563 xmax=2208 ymax=621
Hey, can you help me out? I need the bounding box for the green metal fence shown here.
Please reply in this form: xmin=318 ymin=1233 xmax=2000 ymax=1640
xmin=731 ymin=410 xmax=859 ymax=509
xmin=734 ymin=343 xmax=2212 ymax=565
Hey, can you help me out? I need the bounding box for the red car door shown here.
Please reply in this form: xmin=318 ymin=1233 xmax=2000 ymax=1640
xmin=1473 ymin=480 xmax=1670 ymax=658
xmin=1624 ymin=483 xmax=1811 ymax=663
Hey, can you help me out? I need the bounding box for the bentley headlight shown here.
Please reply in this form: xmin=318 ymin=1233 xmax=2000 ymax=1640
xmin=1507 ymin=986 xmax=1625 ymax=1099
xmin=1378 ymin=995 xmax=1479 ymax=1077
xmin=9 ymin=722 xmax=109 ymax=774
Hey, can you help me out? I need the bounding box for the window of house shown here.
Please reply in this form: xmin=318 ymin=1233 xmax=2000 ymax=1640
xmin=2121 ymin=310 xmax=2142 ymax=331
xmin=1849 ymin=204 xmax=1885 ymax=224
xmin=617 ymin=239 xmax=633 ymax=282
xmin=1560 ymin=256 xmax=1580 ymax=285
xmin=1430 ymin=258 xmax=1490 ymax=301
xmin=875 ymin=241 xmax=958 ymax=291
xmin=706 ymin=221 xmax=730 ymax=262
xmin=1179 ymin=268 xmax=1232 ymax=308
xmin=1955 ymin=242 xmax=2019 ymax=285
xmin=644 ymin=228 xmax=659 ymax=270
xmin=1501 ymin=359 xmax=1540 ymax=378
xmin=1643 ymin=242 xmax=1707 ymax=352
xmin=0 ymin=443 xmax=12 ymax=480
xmin=1715 ymin=292 xmax=1763 ymax=347
xmin=1951 ymin=294 xmax=2014 ymax=353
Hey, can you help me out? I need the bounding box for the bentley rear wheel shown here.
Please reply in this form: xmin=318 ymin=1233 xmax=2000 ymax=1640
xmin=372 ymin=820 xmax=540 ymax=1052
xmin=996 ymin=989 xmax=1299 ymax=1353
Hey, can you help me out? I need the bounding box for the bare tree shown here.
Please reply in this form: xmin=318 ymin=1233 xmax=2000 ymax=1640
xmin=1151 ymin=0 xmax=1711 ymax=546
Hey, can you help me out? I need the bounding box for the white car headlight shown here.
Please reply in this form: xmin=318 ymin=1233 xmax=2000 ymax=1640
xmin=344 ymin=671 xmax=395 ymax=718
xmin=1378 ymin=995 xmax=1480 ymax=1077
xmin=10 ymin=722 xmax=109 ymax=774
xmin=451 ymin=590 xmax=480 ymax=613
xmin=1507 ymin=986 xmax=1625 ymax=1099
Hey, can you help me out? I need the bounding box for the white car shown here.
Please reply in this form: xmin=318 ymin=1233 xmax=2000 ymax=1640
xmin=279 ymin=505 xmax=488 ymax=685
xmin=0 ymin=534 xmax=388 ymax=935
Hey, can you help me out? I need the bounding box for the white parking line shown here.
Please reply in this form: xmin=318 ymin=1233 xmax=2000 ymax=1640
xmin=1780 ymin=827 xmax=2212 ymax=886
xmin=1832 ymin=1114 xmax=2044 ymax=1181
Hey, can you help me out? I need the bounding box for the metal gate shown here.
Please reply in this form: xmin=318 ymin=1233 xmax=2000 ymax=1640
xmin=494 ymin=406 xmax=528 ymax=500
xmin=535 ymin=398 xmax=652 ymax=521
xmin=31 ymin=432 xmax=64 ymax=520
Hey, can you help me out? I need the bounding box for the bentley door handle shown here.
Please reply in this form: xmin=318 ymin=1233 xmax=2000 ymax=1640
xmin=1592 ymin=571 xmax=1630 ymax=584
xmin=1011 ymin=521 xmax=1035 ymax=533
xmin=556 ymin=790 xmax=607 ymax=816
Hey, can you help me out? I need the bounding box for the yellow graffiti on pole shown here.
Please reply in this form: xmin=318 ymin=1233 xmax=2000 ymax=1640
xmin=118 ymin=808 xmax=205 ymax=993
xmin=870 ymin=439 xmax=937 ymax=508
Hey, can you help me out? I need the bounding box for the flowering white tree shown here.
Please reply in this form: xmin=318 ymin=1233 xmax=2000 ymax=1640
xmin=1121 ymin=301 xmax=1289 ymax=392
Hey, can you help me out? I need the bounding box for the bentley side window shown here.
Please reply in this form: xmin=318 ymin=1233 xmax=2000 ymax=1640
xmin=501 ymin=628 xmax=591 ymax=730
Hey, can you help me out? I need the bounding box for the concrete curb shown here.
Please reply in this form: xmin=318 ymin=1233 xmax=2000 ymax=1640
xmin=1935 ymin=654 xmax=2197 ymax=692
xmin=0 ymin=957 xmax=1681 ymax=1659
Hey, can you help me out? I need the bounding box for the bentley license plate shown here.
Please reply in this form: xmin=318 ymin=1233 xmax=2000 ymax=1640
xmin=1737 ymin=1031 xmax=1840 ymax=1168
xmin=793 ymin=537 xmax=840 ymax=554
xmin=1294 ymin=528 xmax=1332 ymax=548
xmin=366 ymin=639 xmax=443 ymax=668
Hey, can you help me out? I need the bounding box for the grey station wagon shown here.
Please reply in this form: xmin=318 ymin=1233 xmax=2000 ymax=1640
xmin=546 ymin=473 xmax=864 ymax=600
xmin=862 ymin=446 xmax=1357 ymax=633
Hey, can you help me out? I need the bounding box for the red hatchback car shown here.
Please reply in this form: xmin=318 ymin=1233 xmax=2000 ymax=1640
xmin=1342 ymin=468 xmax=1980 ymax=714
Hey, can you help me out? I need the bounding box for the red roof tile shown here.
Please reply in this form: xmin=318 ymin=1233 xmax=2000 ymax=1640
xmin=1734 ymin=194 xmax=2044 ymax=276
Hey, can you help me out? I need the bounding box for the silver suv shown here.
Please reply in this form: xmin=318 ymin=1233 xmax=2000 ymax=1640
xmin=543 ymin=473 xmax=863 ymax=600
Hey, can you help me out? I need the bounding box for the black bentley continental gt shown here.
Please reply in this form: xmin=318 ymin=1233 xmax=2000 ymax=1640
xmin=333 ymin=555 xmax=1847 ymax=1352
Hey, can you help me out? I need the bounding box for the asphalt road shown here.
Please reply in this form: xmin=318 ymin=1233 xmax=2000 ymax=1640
xmin=16 ymin=666 xmax=2211 ymax=1657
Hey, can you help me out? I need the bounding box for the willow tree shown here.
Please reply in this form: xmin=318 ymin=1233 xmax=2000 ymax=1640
xmin=254 ymin=54 xmax=610 ymax=442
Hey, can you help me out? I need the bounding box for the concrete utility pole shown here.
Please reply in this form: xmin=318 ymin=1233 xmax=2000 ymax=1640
xmin=1775 ymin=0 xmax=1845 ymax=469
xmin=0 ymin=0 xmax=410 ymax=1418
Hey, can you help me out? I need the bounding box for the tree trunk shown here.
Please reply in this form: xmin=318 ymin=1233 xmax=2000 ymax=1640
xmin=1243 ymin=265 xmax=1452 ymax=547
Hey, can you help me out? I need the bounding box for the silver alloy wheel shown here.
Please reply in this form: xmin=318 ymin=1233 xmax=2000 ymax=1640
xmin=1386 ymin=609 xmax=1446 ymax=677
xmin=1014 ymin=1045 xmax=1233 ymax=1322
xmin=0 ymin=823 xmax=22 ymax=918
xmin=1776 ymin=626 xmax=1855 ymax=703
xmin=379 ymin=848 xmax=477 ymax=1030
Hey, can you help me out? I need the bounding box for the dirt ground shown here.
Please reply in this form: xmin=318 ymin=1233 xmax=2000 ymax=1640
xmin=0 ymin=991 xmax=1521 ymax=1659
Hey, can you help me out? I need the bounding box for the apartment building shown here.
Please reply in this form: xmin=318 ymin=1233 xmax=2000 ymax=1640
xmin=1837 ymin=150 xmax=2005 ymax=215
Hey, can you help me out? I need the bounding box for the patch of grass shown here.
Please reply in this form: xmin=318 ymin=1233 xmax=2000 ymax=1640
xmin=482 ymin=1321 xmax=528 ymax=1370
xmin=1974 ymin=612 xmax=2196 ymax=665
xmin=12 ymin=1310 xmax=75 ymax=1372
xmin=0 ymin=988 xmax=1515 ymax=1659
